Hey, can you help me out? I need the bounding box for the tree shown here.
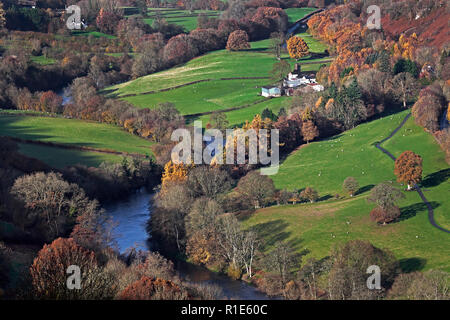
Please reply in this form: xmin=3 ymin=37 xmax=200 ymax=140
xmin=301 ymin=120 xmax=319 ymax=144
xmin=39 ymin=91 xmax=62 ymax=113
xmin=131 ymin=39 xmax=164 ymax=78
xmin=328 ymin=240 xmax=399 ymax=300
xmin=119 ymin=276 xmax=187 ymax=300
xmin=237 ymin=171 xmax=275 ymax=208
xmin=0 ymin=2 xmax=6 ymax=29
xmin=187 ymin=166 xmax=232 ymax=199
xmin=287 ymin=36 xmax=309 ymax=60
xmin=163 ymin=34 xmax=199 ymax=66
xmin=270 ymin=32 xmax=285 ymax=60
xmin=269 ymin=60 xmax=291 ymax=83
xmin=394 ymin=151 xmax=423 ymax=190
xmin=300 ymin=187 xmax=319 ymax=203
xmin=209 ymin=112 xmax=229 ymax=130
xmin=30 ymin=238 xmax=115 ymax=300
xmin=265 ymin=241 xmax=301 ymax=288
xmin=412 ymin=93 xmax=444 ymax=132
xmin=96 ymin=8 xmax=122 ymax=34
xmin=226 ymin=30 xmax=250 ymax=51
xmin=391 ymin=72 xmax=418 ymax=108
xmin=388 ymin=270 xmax=450 ymax=300
xmin=367 ymin=182 xmax=405 ymax=224
xmin=10 ymin=172 xmax=97 ymax=242
xmin=343 ymin=177 xmax=359 ymax=197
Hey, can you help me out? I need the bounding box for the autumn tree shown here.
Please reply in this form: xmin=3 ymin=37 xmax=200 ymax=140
xmin=237 ymin=171 xmax=275 ymax=208
xmin=328 ymin=240 xmax=399 ymax=300
xmin=119 ymin=276 xmax=187 ymax=300
xmin=30 ymin=238 xmax=115 ymax=300
xmin=40 ymin=91 xmax=62 ymax=113
xmin=367 ymin=182 xmax=405 ymax=224
xmin=0 ymin=2 xmax=6 ymax=29
xmin=300 ymin=187 xmax=319 ymax=203
xmin=287 ymin=36 xmax=309 ymax=60
xmin=343 ymin=177 xmax=359 ymax=197
xmin=161 ymin=160 xmax=189 ymax=190
xmin=301 ymin=120 xmax=319 ymax=144
xmin=96 ymin=8 xmax=122 ymax=34
xmin=394 ymin=151 xmax=423 ymax=190
xmin=226 ymin=30 xmax=250 ymax=51
xmin=163 ymin=34 xmax=199 ymax=65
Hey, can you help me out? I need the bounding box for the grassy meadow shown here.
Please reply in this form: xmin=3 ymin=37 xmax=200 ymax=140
xmin=241 ymin=110 xmax=450 ymax=272
xmin=0 ymin=115 xmax=154 ymax=156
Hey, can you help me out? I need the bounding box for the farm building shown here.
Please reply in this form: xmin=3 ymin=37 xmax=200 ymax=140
xmin=261 ymin=86 xmax=282 ymax=98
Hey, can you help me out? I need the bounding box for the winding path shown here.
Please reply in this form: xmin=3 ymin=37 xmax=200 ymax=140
xmin=375 ymin=113 xmax=450 ymax=234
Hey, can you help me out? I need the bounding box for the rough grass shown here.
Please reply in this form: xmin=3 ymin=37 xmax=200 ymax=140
xmin=0 ymin=115 xmax=154 ymax=156
xmin=242 ymin=110 xmax=450 ymax=272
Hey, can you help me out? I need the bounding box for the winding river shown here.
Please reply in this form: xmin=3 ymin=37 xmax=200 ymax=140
xmin=103 ymin=189 xmax=275 ymax=300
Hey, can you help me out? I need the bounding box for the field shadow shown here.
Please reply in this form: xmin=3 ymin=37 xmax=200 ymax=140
xmin=318 ymin=194 xmax=332 ymax=202
xmin=248 ymin=219 xmax=291 ymax=250
xmin=421 ymin=168 xmax=450 ymax=188
xmin=355 ymin=184 xmax=375 ymax=196
xmin=399 ymin=201 xmax=440 ymax=222
xmin=399 ymin=257 xmax=427 ymax=273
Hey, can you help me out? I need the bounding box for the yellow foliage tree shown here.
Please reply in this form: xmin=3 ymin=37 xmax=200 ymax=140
xmin=0 ymin=2 xmax=5 ymax=29
xmin=287 ymin=36 xmax=309 ymax=60
xmin=161 ymin=160 xmax=189 ymax=190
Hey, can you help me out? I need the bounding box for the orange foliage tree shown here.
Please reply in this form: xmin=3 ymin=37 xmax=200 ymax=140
xmin=287 ymin=36 xmax=309 ymax=60
xmin=301 ymin=120 xmax=319 ymax=144
xmin=226 ymin=30 xmax=250 ymax=51
xmin=30 ymin=238 xmax=112 ymax=299
xmin=119 ymin=276 xmax=186 ymax=300
xmin=394 ymin=151 xmax=423 ymax=190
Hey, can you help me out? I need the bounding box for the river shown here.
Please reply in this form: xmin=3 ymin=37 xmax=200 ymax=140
xmin=103 ymin=189 xmax=275 ymax=300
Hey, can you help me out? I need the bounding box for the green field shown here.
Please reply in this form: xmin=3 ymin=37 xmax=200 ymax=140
xmin=17 ymin=143 xmax=122 ymax=169
xmin=241 ymin=111 xmax=450 ymax=272
xmin=71 ymin=30 xmax=117 ymax=39
xmin=142 ymin=9 xmax=220 ymax=32
xmin=108 ymin=49 xmax=329 ymax=125
xmin=30 ymin=55 xmax=57 ymax=65
xmin=0 ymin=115 xmax=154 ymax=156
xmin=107 ymin=6 xmax=330 ymax=125
xmin=285 ymin=7 xmax=318 ymax=24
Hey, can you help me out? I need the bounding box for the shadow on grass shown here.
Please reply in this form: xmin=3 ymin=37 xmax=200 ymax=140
xmin=421 ymin=168 xmax=450 ymax=188
xmin=318 ymin=194 xmax=332 ymax=202
xmin=399 ymin=257 xmax=427 ymax=273
xmin=356 ymin=184 xmax=375 ymax=196
xmin=248 ymin=219 xmax=291 ymax=250
xmin=399 ymin=201 xmax=440 ymax=222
